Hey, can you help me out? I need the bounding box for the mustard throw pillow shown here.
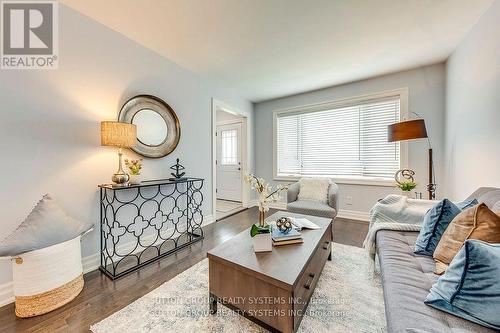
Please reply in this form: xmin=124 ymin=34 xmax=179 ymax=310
xmin=433 ymin=203 xmax=500 ymax=274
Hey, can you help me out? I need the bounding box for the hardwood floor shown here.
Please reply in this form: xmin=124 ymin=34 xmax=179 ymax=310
xmin=0 ymin=207 xmax=368 ymax=333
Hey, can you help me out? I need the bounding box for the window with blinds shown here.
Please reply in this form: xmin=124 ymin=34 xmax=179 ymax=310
xmin=275 ymin=95 xmax=402 ymax=180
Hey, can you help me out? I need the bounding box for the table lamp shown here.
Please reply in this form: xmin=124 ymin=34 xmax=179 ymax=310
xmin=387 ymin=118 xmax=436 ymax=200
xmin=101 ymin=121 xmax=137 ymax=185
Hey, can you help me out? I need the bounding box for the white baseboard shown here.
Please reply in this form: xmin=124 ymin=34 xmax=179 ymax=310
xmin=0 ymin=214 xmax=214 ymax=308
xmin=248 ymin=200 xmax=369 ymax=222
xmin=248 ymin=199 xmax=287 ymax=210
xmin=82 ymin=253 xmax=100 ymax=274
xmin=336 ymin=210 xmax=370 ymax=222
xmin=0 ymin=281 xmax=13 ymax=307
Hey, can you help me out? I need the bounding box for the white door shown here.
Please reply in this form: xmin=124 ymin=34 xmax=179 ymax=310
xmin=216 ymin=123 xmax=242 ymax=201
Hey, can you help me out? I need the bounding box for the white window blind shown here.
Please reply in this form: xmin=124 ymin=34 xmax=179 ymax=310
xmin=276 ymin=96 xmax=400 ymax=179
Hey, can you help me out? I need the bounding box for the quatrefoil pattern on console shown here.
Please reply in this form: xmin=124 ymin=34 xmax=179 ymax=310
xmin=167 ymin=206 xmax=184 ymax=225
xmin=109 ymin=220 xmax=126 ymax=242
xmin=99 ymin=179 xmax=205 ymax=278
xmin=151 ymin=211 xmax=168 ymax=230
xmin=127 ymin=215 xmax=150 ymax=237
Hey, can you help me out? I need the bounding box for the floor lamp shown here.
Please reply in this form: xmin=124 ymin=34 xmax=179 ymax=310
xmin=387 ymin=119 xmax=436 ymax=200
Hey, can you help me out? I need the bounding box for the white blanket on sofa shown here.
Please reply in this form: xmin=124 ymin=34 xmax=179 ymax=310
xmin=363 ymin=195 xmax=435 ymax=259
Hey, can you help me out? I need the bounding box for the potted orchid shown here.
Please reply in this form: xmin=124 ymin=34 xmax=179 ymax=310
xmin=124 ymin=158 xmax=143 ymax=185
xmin=244 ymin=174 xmax=287 ymax=252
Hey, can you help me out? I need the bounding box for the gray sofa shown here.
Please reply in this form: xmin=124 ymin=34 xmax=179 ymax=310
xmin=286 ymin=181 xmax=339 ymax=219
xmin=376 ymin=187 xmax=500 ymax=333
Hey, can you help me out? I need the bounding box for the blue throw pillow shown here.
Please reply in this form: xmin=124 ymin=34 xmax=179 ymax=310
xmin=414 ymin=199 xmax=461 ymax=255
xmin=456 ymin=198 xmax=479 ymax=210
xmin=425 ymin=240 xmax=500 ymax=330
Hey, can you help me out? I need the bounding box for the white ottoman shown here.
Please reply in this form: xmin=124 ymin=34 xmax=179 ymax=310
xmin=12 ymin=236 xmax=84 ymax=318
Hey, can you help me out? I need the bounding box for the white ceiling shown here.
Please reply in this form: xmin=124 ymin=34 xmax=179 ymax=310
xmin=61 ymin=0 xmax=494 ymax=102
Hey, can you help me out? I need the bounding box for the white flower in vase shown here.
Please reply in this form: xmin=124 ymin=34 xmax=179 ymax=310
xmin=244 ymin=174 xmax=287 ymax=227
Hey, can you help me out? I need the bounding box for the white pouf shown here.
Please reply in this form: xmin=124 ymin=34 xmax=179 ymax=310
xmin=12 ymin=236 xmax=84 ymax=317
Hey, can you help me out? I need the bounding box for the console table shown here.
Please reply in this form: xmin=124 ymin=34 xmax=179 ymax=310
xmin=98 ymin=178 xmax=204 ymax=279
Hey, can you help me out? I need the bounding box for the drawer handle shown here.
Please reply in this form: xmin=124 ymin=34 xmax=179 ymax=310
xmin=304 ymin=273 xmax=315 ymax=289
xmin=323 ymin=241 xmax=330 ymax=250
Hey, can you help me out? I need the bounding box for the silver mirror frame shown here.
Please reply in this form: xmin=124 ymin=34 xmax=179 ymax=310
xmin=118 ymin=95 xmax=180 ymax=158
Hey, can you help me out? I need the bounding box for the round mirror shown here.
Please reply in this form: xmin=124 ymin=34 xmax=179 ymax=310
xmin=132 ymin=109 xmax=168 ymax=146
xmin=118 ymin=95 xmax=180 ymax=158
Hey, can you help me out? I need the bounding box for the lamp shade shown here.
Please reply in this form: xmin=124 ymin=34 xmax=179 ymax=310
xmin=101 ymin=121 xmax=136 ymax=148
xmin=387 ymin=119 xmax=428 ymax=142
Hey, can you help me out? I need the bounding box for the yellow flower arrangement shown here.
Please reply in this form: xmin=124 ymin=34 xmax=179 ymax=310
xmin=124 ymin=158 xmax=143 ymax=175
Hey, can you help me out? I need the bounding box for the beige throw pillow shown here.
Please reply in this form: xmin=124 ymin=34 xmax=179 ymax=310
xmin=298 ymin=178 xmax=331 ymax=203
xmin=433 ymin=203 xmax=500 ymax=274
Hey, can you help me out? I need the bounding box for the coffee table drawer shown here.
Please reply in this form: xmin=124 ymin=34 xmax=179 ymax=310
xmin=293 ymin=224 xmax=332 ymax=330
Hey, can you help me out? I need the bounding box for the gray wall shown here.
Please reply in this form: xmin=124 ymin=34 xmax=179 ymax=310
xmin=0 ymin=6 xmax=253 ymax=285
xmin=254 ymin=64 xmax=446 ymax=213
xmin=444 ymin=1 xmax=500 ymax=199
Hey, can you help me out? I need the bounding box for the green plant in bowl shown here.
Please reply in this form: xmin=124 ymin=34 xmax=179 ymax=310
xmin=396 ymin=180 xmax=417 ymax=192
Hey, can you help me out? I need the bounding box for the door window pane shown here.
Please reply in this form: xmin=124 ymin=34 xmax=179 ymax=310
xmin=221 ymin=129 xmax=237 ymax=165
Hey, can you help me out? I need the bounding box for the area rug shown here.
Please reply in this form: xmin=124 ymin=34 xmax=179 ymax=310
xmin=91 ymin=243 xmax=386 ymax=333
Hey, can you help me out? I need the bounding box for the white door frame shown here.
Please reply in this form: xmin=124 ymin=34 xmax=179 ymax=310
xmin=211 ymin=98 xmax=249 ymax=220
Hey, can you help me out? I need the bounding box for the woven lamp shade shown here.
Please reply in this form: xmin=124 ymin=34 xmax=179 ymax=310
xmin=387 ymin=119 xmax=428 ymax=142
xmin=100 ymin=121 xmax=136 ymax=148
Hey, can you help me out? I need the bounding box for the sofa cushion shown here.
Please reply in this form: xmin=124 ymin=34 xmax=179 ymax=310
xmin=376 ymin=230 xmax=495 ymax=333
xmin=456 ymin=198 xmax=479 ymax=210
xmin=425 ymin=240 xmax=500 ymax=330
xmin=414 ymin=198 xmax=478 ymax=256
xmin=286 ymin=199 xmax=336 ymax=219
xmin=466 ymin=187 xmax=500 ymax=210
xmin=433 ymin=203 xmax=500 ymax=274
xmin=415 ymin=199 xmax=462 ymax=256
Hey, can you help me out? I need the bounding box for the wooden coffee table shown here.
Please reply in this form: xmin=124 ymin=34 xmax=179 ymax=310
xmin=207 ymin=212 xmax=333 ymax=333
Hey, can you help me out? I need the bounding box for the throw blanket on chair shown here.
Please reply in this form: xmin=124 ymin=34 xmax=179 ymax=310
xmin=363 ymin=195 xmax=435 ymax=259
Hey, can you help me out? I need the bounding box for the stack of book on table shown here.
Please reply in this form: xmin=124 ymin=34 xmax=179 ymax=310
xmin=272 ymin=228 xmax=303 ymax=246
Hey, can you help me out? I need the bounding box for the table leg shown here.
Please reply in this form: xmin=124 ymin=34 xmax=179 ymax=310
xmin=328 ymin=251 xmax=332 ymax=261
xmin=209 ymin=292 xmax=218 ymax=314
